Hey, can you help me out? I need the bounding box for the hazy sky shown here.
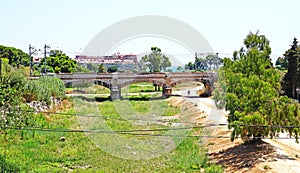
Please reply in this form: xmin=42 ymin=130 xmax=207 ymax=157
xmin=1 ymin=0 xmax=299 ymax=64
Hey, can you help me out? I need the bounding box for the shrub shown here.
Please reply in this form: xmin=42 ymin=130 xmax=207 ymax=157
xmin=24 ymin=76 xmax=65 ymax=104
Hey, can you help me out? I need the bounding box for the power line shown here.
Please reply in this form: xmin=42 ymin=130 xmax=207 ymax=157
xmin=6 ymin=121 xmax=300 ymax=136
xmin=6 ymin=108 xmax=300 ymax=129
xmin=6 ymin=127 xmax=299 ymax=140
xmin=6 ymin=123 xmax=225 ymax=134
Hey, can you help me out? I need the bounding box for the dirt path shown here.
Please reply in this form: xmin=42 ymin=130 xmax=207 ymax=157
xmin=173 ymin=89 xmax=300 ymax=173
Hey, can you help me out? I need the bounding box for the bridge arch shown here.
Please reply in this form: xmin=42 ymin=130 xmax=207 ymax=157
xmin=64 ymin=79 xmax=97 ymax=88
xmin=170 ymin=78 xmax=213 ymax=87
xmin=94 ymin=80 xmax=111 ymax=89
xmin=170 ymin=78 xmax=214 ymax=96
xmin=56 ymin=72 xmax=218 ymax=99
xmin=119 ymin=79 xmax=165 ymax=89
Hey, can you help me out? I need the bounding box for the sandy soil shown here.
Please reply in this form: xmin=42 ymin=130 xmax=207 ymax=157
xmin=173 ymin=89 xmax=300 ymax=173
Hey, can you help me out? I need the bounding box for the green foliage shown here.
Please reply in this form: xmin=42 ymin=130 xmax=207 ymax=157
xmin=74 ymin=64 xmax=90 ymax=73
xmin=213 ymin=31 xmax=300 ymax=142
xmin=107 ymin=65 xmax=118 ymax=73
xmin=24 ymin=76 xmax=65 ymax=104
xmin=176 ymin=66 xmax=184 ymax=72
xmin=185 ymin=61 xmax=194 ymax=71
xmin=0 ymin=61 xmax=33 ymax=130
xmin=0 ymin=155 xmax=20 ymax=172
xmin=171 ymin=137 xmax=207 ymax=170
xmin=140 ymin=47 xmax=171 ymax=72
xmin=122 ymin=82 xmax=155 ymax=93
xmin=275 ymin=56 xmax=288 ymax=71
xmin=185 ymin=54 xmax=222 ymax=72
xmin=98 ymin=64 xmax=107 ymax=73
xmin=281 ymin=38 xmax=300 ymax=99
xmin=0 ymin=96 xmax=222 ymax=172
xmin=39 ymin=50 xmax=77 ymax=73
xmin=0 ymin=45 xmax=30 ymax=68
xmin=205 ymin=164 xmax=223 ymax=173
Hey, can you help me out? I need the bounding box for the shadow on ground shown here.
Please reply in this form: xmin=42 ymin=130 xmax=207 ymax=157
xmin=209 ymin=140 xmax=296 ymax=172
xmin=71 ymin=96 xmax=166 ymax=102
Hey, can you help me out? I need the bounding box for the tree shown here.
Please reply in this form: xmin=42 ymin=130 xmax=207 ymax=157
xmin=282 ymin=38 xmax=300 ymax=99
xmin=0 ymin=45 xmax=30 ymax=68
xmin=213 ymin=32 xmax=300 ymax=142
xmin=107 ymin=65 xmax=118 ymax=73
xmin=161 ymin=55 xmax=171 ymax=71
xmin=187 ymin=54 xmax=222 ymax=72
xmin=176 ymin=66 xmax=183 ymax=72
xmin=185 ymin=62 xmax=194 ymax=71
xmin=275 ymin=56 xmax=288 ymax=71
xmin=98 ymin=64 xmax=107 ymax=73
xmin=75 ymin=64 xmax=90 ymax=73
xmin=195 ymin=57 xmax=207 ymax=71
xmin=140 ymin=47 xmax=171 ymax=72
xmin=39 ymin=50 xmax=77 ymax=73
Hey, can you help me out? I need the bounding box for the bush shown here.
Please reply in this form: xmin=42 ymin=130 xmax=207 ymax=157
xmin=24 ymin=76 xmax=65 ymax=104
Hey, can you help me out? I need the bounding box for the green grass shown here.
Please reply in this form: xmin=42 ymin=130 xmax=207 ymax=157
xmin=65 ymin=85 xmax=110 ymax=94
xmin=0 ymin=98 xmax=222 ymax=172
xmin=122 ymin=82 xmax=158 ymax=93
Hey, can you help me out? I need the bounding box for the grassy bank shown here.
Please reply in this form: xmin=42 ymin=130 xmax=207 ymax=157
xmin=1 ymin=85 xmax=222 ymax=172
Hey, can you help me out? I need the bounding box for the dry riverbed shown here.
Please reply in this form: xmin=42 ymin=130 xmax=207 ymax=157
xmin=172 ymin=89 xmax=300 ymax=173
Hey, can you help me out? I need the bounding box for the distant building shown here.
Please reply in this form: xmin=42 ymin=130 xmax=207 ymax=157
xmin=32 ymin=57 xmax=43 ymax=64
xmin=75 ymin=53 xmax=138 ymax=71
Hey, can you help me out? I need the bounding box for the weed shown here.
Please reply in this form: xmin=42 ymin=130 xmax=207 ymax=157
xmin=263 ymin=164 xmax=271 ymax=170
xmin=0 ymin=94 xmax=223 ymax=172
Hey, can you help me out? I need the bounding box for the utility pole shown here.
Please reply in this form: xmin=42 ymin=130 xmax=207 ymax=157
xmin=29 ymin=44 xmax=38 ymax=76
xmin=0 ymin=58 xmax=2 ymax=80
xmin=215 ymin=52 xmax=219 ymax=70
xmin=194 ymin=52 xmax=197 ymax=71
xmin=29 ymin=45 xmax=32 ymax=76
xmin=44 ymin=44 xmax=51 ymax=75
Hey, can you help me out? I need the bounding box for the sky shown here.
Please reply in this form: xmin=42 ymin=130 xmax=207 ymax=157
xmin=1 ymin=0 xmax=299 ymax=65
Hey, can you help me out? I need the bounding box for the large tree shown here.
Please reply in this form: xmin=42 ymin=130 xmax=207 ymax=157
xmin=39 ymin=50 xmax=77 ymax=73
xmin=186 ymin=53 xmax=222 ymax=72
xmin=185 ymin=62 xmax=194 ymax=71
xmin=281 ymin=38 xmax=300 ymax=99
xmin=107 ymin=65 xmax=118 ymax=73
xmin=140 ymin=47 xmax=171 ymax=72
xmin=0 ymin=45 xmax=30 ymax=67
xmin=213 ymin=32 xmax=300 ymax=142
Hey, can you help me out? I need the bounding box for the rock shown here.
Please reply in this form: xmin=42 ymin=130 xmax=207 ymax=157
xmin=60 ymin=136 xmax=66 ymax=142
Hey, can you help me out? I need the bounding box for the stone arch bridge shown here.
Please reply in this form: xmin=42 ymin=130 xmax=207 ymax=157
xmin=56 ymin=72 xmax=218 ymax=100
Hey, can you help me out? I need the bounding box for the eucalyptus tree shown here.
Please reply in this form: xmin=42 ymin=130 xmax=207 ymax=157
xmin=141 ymin=47 xmax=171 ymax=72
xmin=213 ymin=32 xmax=300 ymax=142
